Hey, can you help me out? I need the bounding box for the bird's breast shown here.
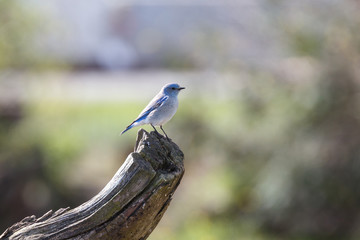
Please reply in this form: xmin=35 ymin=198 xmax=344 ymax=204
xmin=146 ymin=98 xmax=178 ymax=125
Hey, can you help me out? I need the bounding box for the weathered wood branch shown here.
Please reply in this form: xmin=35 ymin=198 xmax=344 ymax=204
xmin=0 ymin=129 xmax=184 ymax=240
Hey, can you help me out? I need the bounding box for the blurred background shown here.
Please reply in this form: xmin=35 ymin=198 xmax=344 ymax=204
xmin=1 ymin=0 xmax=360 ymax=239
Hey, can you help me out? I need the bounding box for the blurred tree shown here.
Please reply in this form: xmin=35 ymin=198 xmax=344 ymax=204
xmin=253 ymin=2 xmax=360 ymax=239
xmin=0 ymin=0 xmax=58 ymax=70
xmin=0 ymin=0 xmax=75 ymax=232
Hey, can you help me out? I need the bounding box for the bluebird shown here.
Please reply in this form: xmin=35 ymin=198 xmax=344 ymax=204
xmin=121 ymin=83 xmax=185 ymax=139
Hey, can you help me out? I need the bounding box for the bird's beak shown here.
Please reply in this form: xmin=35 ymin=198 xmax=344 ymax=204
xmin=178 ymin=87 xmax=185 ymax=90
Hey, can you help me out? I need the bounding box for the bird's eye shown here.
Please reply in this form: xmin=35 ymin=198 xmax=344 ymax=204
xmin=171 ymin=87 xmax=176 ymax=90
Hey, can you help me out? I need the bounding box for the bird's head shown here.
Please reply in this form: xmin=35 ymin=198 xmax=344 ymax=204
xmin=162 ymin=83 xmax=185 ymax=96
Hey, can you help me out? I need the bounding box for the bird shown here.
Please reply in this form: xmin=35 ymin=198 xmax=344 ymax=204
xmin=121 ymin=83 xmax=185 ymax=139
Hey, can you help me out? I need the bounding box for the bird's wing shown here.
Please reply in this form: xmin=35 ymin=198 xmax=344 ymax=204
xmin=134 ymin=94 xmax=169 ymax=123
xmin=120 ymin=94 xmax=168 ymax=135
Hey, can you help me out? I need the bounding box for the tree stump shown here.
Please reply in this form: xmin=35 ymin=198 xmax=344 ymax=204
xmin=0 ymin=129 xmax=185 ymax=240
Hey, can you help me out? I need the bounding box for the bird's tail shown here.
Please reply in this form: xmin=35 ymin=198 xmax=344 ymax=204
xmin=120 ymin=123 xmax=134 ymax=135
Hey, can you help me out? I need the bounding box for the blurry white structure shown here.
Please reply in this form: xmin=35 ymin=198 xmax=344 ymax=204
xmin=21 ymin=0 xmax=285 ymax=70
xmin=22 ymin=0 xmax=344 ymax=70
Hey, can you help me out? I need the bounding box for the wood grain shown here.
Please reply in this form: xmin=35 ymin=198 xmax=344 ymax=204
xmin=0 ymin=129 xmax=184 ymax=240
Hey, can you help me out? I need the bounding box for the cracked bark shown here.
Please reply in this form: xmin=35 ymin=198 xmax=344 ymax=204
xmin=0 ymin=129 xmax=184 ymax=240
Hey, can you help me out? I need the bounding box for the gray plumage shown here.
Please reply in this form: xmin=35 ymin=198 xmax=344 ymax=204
xmin=121 ymin=83 xmax=185 ymax=138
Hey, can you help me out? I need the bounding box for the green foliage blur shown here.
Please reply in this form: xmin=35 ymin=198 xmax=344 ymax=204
xmin=0 ymin=1 xmax=40 ymax=69
xmin=1 ymin=1 xmax=360 ymax=240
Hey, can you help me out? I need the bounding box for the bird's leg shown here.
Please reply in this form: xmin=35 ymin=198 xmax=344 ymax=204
xmin=150 ymin=124 xmax=161 ymax=135
xmin=160 ymin=125 xmax=170 ymax=140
